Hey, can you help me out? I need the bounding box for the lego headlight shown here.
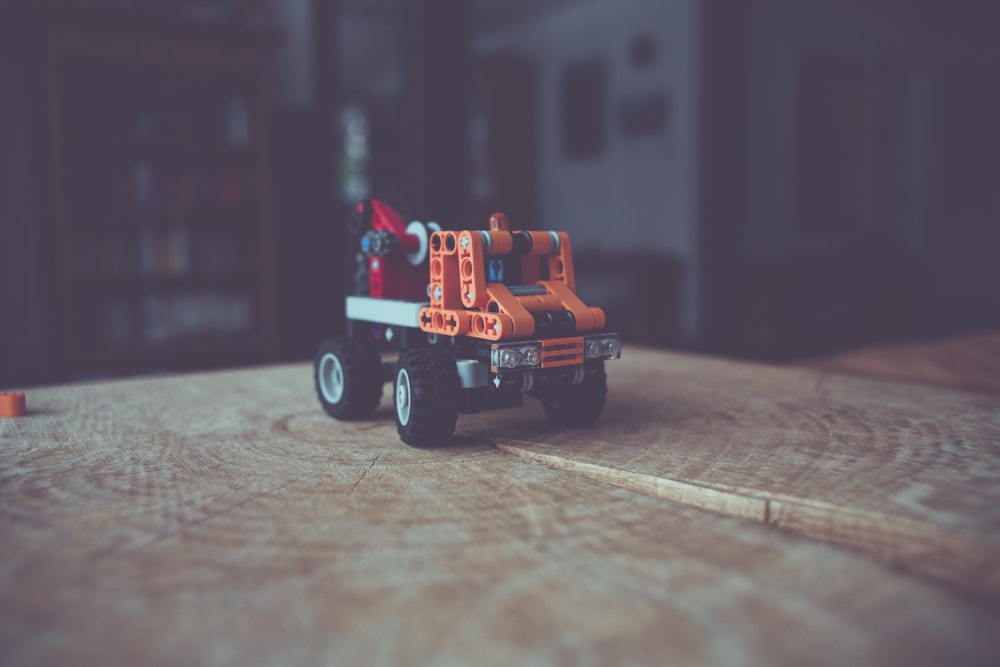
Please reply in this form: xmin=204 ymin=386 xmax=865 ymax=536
xmin=499 ymin=348 xmax=521 ymax=369
xmin=583 ymin=334 xmax=622 ymax=360
xmin=493 ymin=342 xmax=543 ymax=370
xmin=522 ymin=346 xmax=541 ymax=366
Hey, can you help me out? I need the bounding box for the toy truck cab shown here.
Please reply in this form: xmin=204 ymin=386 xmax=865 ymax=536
xmin=315 ymin=199 xmax=621 ymax=446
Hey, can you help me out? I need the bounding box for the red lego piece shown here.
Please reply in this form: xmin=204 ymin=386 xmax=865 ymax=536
xmin=362 ymin=200 xmax=428 ymax=301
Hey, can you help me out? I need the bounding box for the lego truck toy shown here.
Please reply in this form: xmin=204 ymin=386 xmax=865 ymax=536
xmin=314 ymin=199 xmax=621 ymax=446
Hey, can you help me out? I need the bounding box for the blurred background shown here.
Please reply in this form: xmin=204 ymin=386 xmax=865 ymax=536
xmin=2 ymin=0 xmax=999 ymax=387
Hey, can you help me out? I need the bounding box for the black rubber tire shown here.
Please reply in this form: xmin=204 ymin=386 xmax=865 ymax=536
xmin=394 ymin=347 xmax=460 ymax=446
xmin=539 ymin=362 xmax=607 ymax=427
xmin=314 ymin=336 xmax=383 ymax=420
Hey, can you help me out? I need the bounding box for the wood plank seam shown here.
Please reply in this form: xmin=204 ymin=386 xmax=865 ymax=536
xmin=496 ymin=442 xmax=771 ymax=522
xmin=495 ymin=441 xmax=1000 ymax=599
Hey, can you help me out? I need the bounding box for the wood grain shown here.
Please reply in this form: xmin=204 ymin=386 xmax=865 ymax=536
xmin=801 ymin=330 xmax=1000 ymax=395
xmin=468 ymin=347 xmax=1000 ymax=597
xmin=1 ymin=355 xmax=999 ymax=665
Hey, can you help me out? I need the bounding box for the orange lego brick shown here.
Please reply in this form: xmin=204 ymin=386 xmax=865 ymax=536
xmin=0 ymin=392 xmax=26 ymax=417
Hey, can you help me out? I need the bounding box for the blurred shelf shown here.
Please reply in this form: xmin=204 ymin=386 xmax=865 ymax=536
xmin=95 ymin=207 xmax=256 ymax=229
xmin=86 ymin=273 xmax=256 ymax=294
xmin=1 ymin=4 xmax=282 ymax=384
xmin=81 ymin=332 xmax=268 ymax=377
xmin=2 ymin=4 xmax=282 ymax=61
xmin=103 ymin=139 xmax=256 ymax=161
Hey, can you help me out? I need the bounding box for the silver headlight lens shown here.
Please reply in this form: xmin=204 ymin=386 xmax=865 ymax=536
xmin=499 ymin=348 xmax=521 ymax=368
xmin=583 ymin=334 xmax=622 ymax=361
xmin=493 ymin=341 xmax=544 ymax=370
xmin=521 ymin=346 xmax=541 ymax=366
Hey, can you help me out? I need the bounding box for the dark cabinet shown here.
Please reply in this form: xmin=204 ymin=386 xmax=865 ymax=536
xmin=1 ymin=8 xmax=281 ymax=384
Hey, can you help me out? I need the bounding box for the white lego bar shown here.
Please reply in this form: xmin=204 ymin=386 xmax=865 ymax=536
xmin=346 ymin=296 xmax=426 ymax=328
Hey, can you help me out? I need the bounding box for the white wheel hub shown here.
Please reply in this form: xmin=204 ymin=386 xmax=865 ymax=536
xmin=396 ymin=368 xmax=412 ymax=426
xmin=318 ymin=353 xmax=345 ymax=404
xmin=405 ymin=220 xmax=440 ymax=265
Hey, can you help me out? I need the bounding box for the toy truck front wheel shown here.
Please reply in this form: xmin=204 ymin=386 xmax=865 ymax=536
xmin=394 ymin=347 xmax=460 ymax=446
xmin=314 ymin=336 xmax=383 ymax=420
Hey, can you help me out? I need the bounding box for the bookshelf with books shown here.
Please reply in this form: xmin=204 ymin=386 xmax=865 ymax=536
xmin=5 ymin=6 xmax=281 ymax=380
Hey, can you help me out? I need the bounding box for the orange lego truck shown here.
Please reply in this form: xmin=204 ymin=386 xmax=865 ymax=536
xmin=314 ymin=199 xmax=621 ymax=446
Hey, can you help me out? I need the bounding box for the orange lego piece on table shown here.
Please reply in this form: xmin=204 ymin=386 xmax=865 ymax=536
xmin=0 ymin=392 xmax=26 ymax=417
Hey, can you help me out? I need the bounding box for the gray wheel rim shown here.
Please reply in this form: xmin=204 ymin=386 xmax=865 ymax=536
xmin=396 ymin=367 xmax=412 ymax=426
xmin=319 ymin=353 xmax=345 ymax=404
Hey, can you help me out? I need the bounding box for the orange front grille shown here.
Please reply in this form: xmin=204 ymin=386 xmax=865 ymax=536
xmin=540 ymin=337 xmax=584 ymax=368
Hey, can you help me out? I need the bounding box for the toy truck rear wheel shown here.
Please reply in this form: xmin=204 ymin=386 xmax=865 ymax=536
xmin=314 ymin=336 xmax=383 ymax=420
xmin=394 ymin=348 xmax=460 ymax=446
xmin=537 ymin=362 xmax=607 ymax=426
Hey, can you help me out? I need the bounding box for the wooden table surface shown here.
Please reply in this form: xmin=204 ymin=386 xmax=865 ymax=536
xmin=803 ymin=330 xmax=1000 ymax=395
xmin=2 ymin=346 xmax=999 ymax=666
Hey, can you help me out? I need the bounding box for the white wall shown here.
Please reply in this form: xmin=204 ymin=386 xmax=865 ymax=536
xmin=477 ymin=0 xmax=702 ymax=337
